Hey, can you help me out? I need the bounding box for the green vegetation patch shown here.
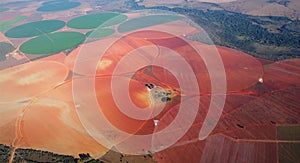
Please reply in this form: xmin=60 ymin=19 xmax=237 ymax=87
xmin=86 ymin=28 xmax=115 ymax=38
xmin=278 ymin=143 xmax=300 ymax=163
xmin=284 ymin=20 xmax=300 ymax=33
xmin=0 ymin=8 xmax=9 ymax=12
xmin=0 ymin=25 xmax=11 ymax=32
xmin=277 ymin=125 xmax=300 ymax=140
xmin=5 ymin=20 xmax=65 ymax=38
xmin=19 ymin=31 xmax=85 ymax=55
xmin=0 ymin=144 xmax=10 ymax=162
xmin=37 ymin=0 xmax=81 ymax=12
xmin=0 ymin=16 xmax=27 ymax=32
xmin=127 ymin=1 xmax=300 ymax=60
xmin=0 ymin=42 xmax=15 ymax=61
xmin=118 ymin=15 xmax=183 ymax=33
xmin=67 ymin=13 xmax=127 ymax=29
xmin=0 ymin=143 xmax=156 ymax=163
xmin=14 ymin=147 xmax=77 ymax=163
xmin=0 ymin=16 xmax=27 ymax=26
xmin=42 ymin=0 xmax=69 ymax=6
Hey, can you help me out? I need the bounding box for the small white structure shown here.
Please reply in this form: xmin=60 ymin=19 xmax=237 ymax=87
xmin=258 ymin=78 xmax=263 ymax=83
xmin=154 ymin=119 xmax=159 ymax=126
xmin=147 ymin=87 xmax=152 ymax=92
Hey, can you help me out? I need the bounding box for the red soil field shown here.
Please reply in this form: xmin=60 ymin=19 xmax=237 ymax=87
xmin=19 ymin=80 xmax=108 ymax=158
xmin=0 ymin=60 xmax=69 ymax=103
xmin=263 ymin=58 xmax=300 ymax=91
xmin=40 ymin=52 xmax=66 ymax=63
xmin=150 ymin=65 xmax=299 ymax=162
xmin=152 ymin=85 xmax=299 ymax=162
xmin=67 ymin=30 xmax=280 ymax=156
xmin=0 ymin=19 xmax=298 ymax=162
xmin=64 ymin=38 xmax=120 ymax=76
xmin=153 ymin=135 xmax=277 ymax=163
xmin=66 ymin=30 xmax=263 ymax=94
xmin=0 ymin=32 xmax=11 ymax=42
xmin=0 ymin=102 xmax=28 ymax=145
xmin=95 ymin=76 xmax=155 ymax=134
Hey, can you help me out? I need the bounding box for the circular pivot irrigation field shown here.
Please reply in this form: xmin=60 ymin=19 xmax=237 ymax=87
xmin=86 ymin=28 xmax=115 ymax=38
xmin=5 ymin=20 xmax=65 ymax=38
xmin=19 ymin=31 xmax=85 ymax=55
xmin=37 ymin=0 xmax=81 ymax=12
xmin=67 ymin=13 xmax=127 ymax=29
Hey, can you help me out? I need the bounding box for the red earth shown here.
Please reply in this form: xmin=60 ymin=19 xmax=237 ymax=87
xmin=0 ymin=24 xmax=299 ymax=162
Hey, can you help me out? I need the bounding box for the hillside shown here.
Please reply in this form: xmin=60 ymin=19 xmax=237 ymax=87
xmin=221 ymin=0 xmax=300 ymax=20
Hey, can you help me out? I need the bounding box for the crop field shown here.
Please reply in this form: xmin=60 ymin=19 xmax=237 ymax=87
xmin=0 ymin=1 xmax=299 ymax=162
xmin=67 ymin=13 xmax=128 ymax=29
xmin=0 ymin=16 xmax=27 ymax=32
xmin=5 ymin=20 xmax=65 ymax=38
xmin=0 ymin=8 xmax=9 ymax=12
xmin=19 ymin=31 xmax=85 ymax=55
xmin=118 ymin=15 xmax=183 ymax=33
xmin=86 ymin=28 xmax=115 ymax=39
xmin=37 ymin=0 xmax=81 ymax=12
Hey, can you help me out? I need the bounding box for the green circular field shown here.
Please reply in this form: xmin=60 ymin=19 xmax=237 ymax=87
xmin=0 ymin=8 xmax=9 ymax=12
xmin=67 ymin=13 xmax=127 ymax=29
xmin=37 ymin=1 xmax=81 ymax=12
xmin=86 ymin=28 xmax=115 ymax=38
xmin=118 ymin=15 xmax=183 ymax=33
xmin=19 ymin=31 xmax=85 ymax=55
xmin=42 ymin=0 xmax=68 ymax=6
xmin=5 ymin=20 xmax=65 ymax=38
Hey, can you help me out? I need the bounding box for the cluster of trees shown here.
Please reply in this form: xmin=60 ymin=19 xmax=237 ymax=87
xmin=0 ymin=143 xmax=154 ymax=163
xmin=283 ymin=20 xmax=300 ymax=33
xmin=190 ymin=10 xmax=299 ymax=46
xmin=0 ymin=144 xmax=10 ymax=163
xmin=0 ymin=145 xmax=106 ymax=163
xmin=126 ymin=0 xmax=300 ymax=60
xmin=13 ymin=148 xmax=77 ymax=163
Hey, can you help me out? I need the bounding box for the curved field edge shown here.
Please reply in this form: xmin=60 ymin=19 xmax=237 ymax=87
xmin=36 ymin=1 xmax=81 ymax=12
xmin=67 ymin=13 xmax=127 ymax=29
xmin=19 ymin=32 xmax=85 ymax=55
xmin=5 ymin=20 xmax=65 ymax=38
xmin=0 ymin=16 xmax=28 ymax=32
xmin=86 ymin=28 xmax=115 ymax=38
xmin=118 ymin=15 xmax=183 ymax=33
